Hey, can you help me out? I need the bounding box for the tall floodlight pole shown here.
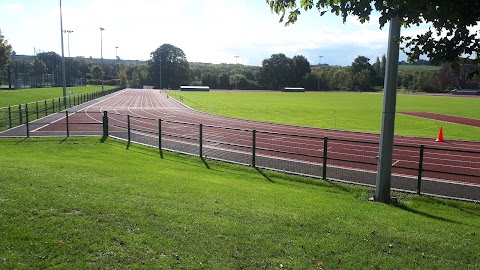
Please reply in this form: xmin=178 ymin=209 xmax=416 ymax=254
xmin=63 ymin=30 xmax=73 ymax=57
xmin=375 ymin=17 xmax=401 ymax=203
xmin=234 ymin=55 xmax=239 ymax=90
xmin=158 ymin=51 xmax=162 ymax=90
xmin=100 ymin=27 xmax=105 ymax=92
xmin=59 ymin=0 xmax=67 ymax=106
xmin=115 ymin=46 xmax=119 ymax=87
xmin=317 ymin=56 xmax=323 ymax=91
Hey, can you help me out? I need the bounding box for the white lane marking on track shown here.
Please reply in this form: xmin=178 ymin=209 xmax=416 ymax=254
xmin=31 ymin=112 xmax=76 ymax=132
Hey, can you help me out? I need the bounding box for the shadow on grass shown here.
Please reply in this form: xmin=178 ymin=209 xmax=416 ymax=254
xmin=414 ymin=196 xmax=480 ymax=218
xmin=14 ymin=138 xmax=28 ymax=145
xmin=255 ymin=167 xmax=274 ymax=183
xmin=394 ymin=203 xmax=462 ymax=225
xmin=201 ymin=157 xmax=210 ymax=169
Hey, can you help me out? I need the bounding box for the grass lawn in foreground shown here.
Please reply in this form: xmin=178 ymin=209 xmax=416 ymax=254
xmin=0 ymin=85 xmax=115 ymax=108
xmin=168 ymin=91 xmax=480 ymax=141
xmin=0 ymin=137 xmax=478 ymax=269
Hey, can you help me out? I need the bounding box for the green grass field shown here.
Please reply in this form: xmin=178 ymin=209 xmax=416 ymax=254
xmin=0 ymin=137 xmax=478 ymax=269
xmin=0 ymin=85 xmax=115 ymax=108
xmin=168 ymin=91 xmax=480 ymax=141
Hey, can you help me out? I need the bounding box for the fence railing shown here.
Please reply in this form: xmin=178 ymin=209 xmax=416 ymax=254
xmin=0 ymin=87 xmax=123 ymax=132
xmin=2 ymin=109 xmax=479 ymax=202
xmin=103 ymin=112 xmax=480 ymax=202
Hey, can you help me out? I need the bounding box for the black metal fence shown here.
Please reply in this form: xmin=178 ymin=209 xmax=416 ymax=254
xmin=0 ymin=87 xmax=123 ymax=132
xmin=1 ymin=109 xmax=479 ymax=202
xmin=103 ymin=112 xmax=479 ymax=202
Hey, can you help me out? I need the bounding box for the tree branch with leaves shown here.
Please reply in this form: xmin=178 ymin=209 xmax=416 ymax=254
xmin=266 ymin=0 xmax=480 ymax=72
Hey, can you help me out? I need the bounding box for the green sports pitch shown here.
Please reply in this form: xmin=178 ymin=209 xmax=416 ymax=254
xmin=168 ymin=91 xmax=480 ymax=141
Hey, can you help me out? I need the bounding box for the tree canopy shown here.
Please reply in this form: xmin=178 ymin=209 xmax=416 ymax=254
xmin=266 ymin=0 xmax=480 ymax=67
xmin=149 ymin=44 xmax=190 ymax=89
xmin=258 ymin=53 xmax=310 ymax=89
xmin=0 ymin=29 xmax=12 ymax=73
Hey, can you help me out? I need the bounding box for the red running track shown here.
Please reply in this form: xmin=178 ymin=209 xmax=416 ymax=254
xmin=34 ymin=89 xmax=480 ymax=188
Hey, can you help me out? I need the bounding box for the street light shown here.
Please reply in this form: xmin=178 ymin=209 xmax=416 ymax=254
xmin=59 ymin=0 xmax=67 ymax=106
xmin=63 ymin=30 xmax=73 ymax=57
xmin=100 ymin=27 xmax=105 ymax=92
xmin=234 ymin=55 xmax=239 ymax=90
xmin=115 ymin=46 xmax=119 ymax=87
xmin=317 ymin=56 xmax=323 ymax=91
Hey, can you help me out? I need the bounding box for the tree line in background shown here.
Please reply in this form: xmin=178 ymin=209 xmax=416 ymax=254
xmin=1 ymin=30 xmax=480 ymax=92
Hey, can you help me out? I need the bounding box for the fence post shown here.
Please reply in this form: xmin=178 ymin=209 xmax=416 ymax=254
xmin=58 ymin=97 xmax=61 ymax=111
xmin=199 ymin=124 xmax=203 ymax=157
xmin=252 ymin=129 xmax=256 ymax=167
xmin=68 ymin=95 xmax=71 ymax=108
xmin=52 ymin=99 xmax=55 ymax=113
xmin=158 ymin=119 xmax=163 ymax=158
xmin=36 ymin=101 xmax=39 ymax=119
xmin=102 ymin=111 xmax=109 ymax=137
xmin=18 ymin=104 xmax=23 ymax=125
xmin=417 ymin=145 xmax=425 ymax=195
xmin=127 ymin=114 xmax=131 ymax=144
xmin=64 ymin=97 xmax=67 ymax=110
xmin=323 ymin=136 xmax=328 ymax=180
xmin=8 ymin=106 xmax=12 ymax=128
xmin=25 ymin=109 xmax=29 ymax=138
xmin=66 ymin=111 xmax=70 ymax=137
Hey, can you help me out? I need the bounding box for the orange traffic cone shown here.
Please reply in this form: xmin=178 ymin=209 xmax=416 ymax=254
xmin=435 ymin=126 xmax=445 ymax=142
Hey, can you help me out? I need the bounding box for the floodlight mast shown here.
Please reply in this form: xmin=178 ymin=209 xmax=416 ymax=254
xmin=63 ymin=30 xmax=73 ymax=57
xmin=100 ymin=27 xmax=105 ymax=92
xmin=59 ymin=0 xmax=67 ymax=106
xmin=234 ymin=55 xmax=239 ymax=89
xmin=115 ymin=46 xmax=119 ymax=87
xmin=317 ymin=56 xmax=323 ymax=91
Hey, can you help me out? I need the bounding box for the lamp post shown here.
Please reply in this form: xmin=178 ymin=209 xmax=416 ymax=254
xmin=317 ymin=56 xmax=323 ymax=91
xmin=100 ymin=27 xmax=105 ymax=92
xmin=59 ymin=0 xmax=67 ymax=106
xmin=234 ymin=55 xmax=239 ymax=90
xmin=63 ymin=30 xmax=73 ymax=57
xmin=115 ymin=46 xmax=118 ymax=87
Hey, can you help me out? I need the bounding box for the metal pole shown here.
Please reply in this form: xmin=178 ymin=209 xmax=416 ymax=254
xmin=322 ymin=136 xmax=328 ymax=180
xmin=18 ymin=104 xmax=22 ymax=125
xmin=8 ymin=106 xmax=12 ymax=128
xmin=158 ymin=119 xmax=163 ymax=158
xmin=417 ymin=145 xmax=425 ymax=195
xmin=375 ymin=16 xmax=401 ymax=203
xmin=66 ymin=111 xmax=69 ymax=137
xmin=317 ymin=56 xmax=323 ymax=91
xmin=199 ymin=124 xmax=203 ymax=157
xmin=127 ymin=115 xmax=131 ymax=144
xmin=116 ymin=46 xmax=119 ymax=87
xmin=102 ymin=111 xmax=108 ymax=137
xmin=252 ymin=129 xmax=256 ymax=167
xmin=234 ymin=55 xmax=239 ymax=90
xmin=36 ymin=101 xmax=39 ymax=119
xmin=100 ymin=27 xmax=105 ymax=92
xmin=59 ymin=0 xmax=67 ymax=107
xmin=44 ymin=100 xmax=47 ymax=116
xmin=25 ymin=109 xmax=29 ymax=137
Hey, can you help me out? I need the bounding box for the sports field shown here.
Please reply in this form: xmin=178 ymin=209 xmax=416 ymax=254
xmin=168 ymin=91 xmax=480 ymax=141
xmin=0 ymin=137 xmax=478 ymax=269
xmin=0 ymin=85 xmax=115 ymax=108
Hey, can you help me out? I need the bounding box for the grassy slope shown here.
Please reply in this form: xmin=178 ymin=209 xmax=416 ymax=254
xmin=169 ymin=91 xmax=480 ymax=141
xmin=0 ymin=137 xmax=478 ymax=269
xmin=0 ymin=85 xmax=114 ymax=108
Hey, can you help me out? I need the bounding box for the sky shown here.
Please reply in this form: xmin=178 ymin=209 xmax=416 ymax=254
xmin=0 ymin=0 xmax=430 ymax=66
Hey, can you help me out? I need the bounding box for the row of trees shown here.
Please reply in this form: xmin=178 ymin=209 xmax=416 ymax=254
xmin=1 ymin=29 xmax=479 ymax=92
